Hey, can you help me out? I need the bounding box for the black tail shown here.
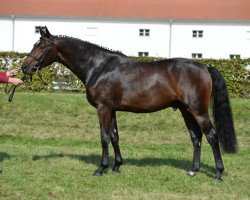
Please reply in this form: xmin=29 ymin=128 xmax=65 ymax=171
xmin=208 ymin=66 xmax=237 ymax=153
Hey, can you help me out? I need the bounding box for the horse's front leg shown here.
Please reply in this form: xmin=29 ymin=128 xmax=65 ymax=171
xmin=110 ymin=111 xmax=123 ymax=173
xmin=93 ymin=105 xmax=112 ymax=176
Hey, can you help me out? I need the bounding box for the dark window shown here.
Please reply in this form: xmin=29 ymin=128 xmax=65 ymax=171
xmin=145 ymin=29 xmax=150 ymax=36
xmin=139 ymin=29 xmax=150 ymax=37
xmin=192 ymin=30 xmax=203 ymax=38
xmin=230 ymin=54 xmax=241 ymax=59
xmin=192 ymin=30 xmax=197 ymax=37
xmin=192 ymin=53 xmax=203 ymax=59
xmin=138 ymin=52 xmax=149 ymax=57
xmin=198 ymin=30 xmax=203 ymax=37
xmin=35 ymin=26 xmax=46 ymax=34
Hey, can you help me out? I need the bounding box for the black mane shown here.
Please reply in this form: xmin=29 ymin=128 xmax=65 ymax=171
xmin=55 ymin=35 xmax=127 ymax=57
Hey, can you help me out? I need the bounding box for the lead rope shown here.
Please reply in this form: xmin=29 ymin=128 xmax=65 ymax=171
xmin=5 ymin=75 xmax=32 ymax=102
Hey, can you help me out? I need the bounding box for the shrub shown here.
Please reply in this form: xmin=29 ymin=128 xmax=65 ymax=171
xmin=0 ymin=52 xmax=249 ymax=96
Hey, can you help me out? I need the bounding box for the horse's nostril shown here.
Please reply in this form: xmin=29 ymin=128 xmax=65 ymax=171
xmin=22 ymin=66 xmax=28 ymax=74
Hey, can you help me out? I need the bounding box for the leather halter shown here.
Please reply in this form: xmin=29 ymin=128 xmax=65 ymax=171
xmin=26 ymin=37 xmax=53 ymax=72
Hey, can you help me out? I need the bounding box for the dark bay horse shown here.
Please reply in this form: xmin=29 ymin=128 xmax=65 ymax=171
xmin=22 ymin=27 xmax=237 ymax=180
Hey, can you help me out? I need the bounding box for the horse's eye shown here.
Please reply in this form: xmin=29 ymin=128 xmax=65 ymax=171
xmin=39 ymin=45 xmax=45 ymax=49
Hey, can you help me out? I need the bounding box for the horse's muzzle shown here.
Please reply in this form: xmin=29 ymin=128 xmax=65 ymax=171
xmin=22 ymin=65 xmax=34 ymax=75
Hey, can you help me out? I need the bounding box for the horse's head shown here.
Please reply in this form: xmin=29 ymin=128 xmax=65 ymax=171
xmin=22 ymin=26 xmax=58 ymax=75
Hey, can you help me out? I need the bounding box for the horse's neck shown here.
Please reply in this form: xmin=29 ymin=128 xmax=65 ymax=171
xmin=56 ymin=40 xmax=107 ymax=84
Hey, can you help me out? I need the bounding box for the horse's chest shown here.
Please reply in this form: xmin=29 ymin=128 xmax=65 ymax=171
xmin=86 ymin=83 xmax=120 ymax=107
xmin=86 ymin=89 xmax=98 ymax=107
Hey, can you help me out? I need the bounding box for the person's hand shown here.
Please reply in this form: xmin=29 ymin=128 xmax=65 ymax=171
xmin=6 ymin=69 xmax=19 ymax=77
xmin=8 ymin=77 xmax=23 ymax=86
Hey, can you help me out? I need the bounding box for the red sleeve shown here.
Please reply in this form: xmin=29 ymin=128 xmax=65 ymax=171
xmin=0 ymin=72 xmax=7 ymax=76
xmin=0 ymin=74 xmax=9 ymax=83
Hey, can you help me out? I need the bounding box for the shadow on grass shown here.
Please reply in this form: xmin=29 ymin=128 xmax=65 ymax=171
xmin=32 ymin=153 xmax=215 ymax=178
xmin=0 ymin=152 xmax=11 ymax=163
xmin=0 ymin=152 xmax=11 ymax=174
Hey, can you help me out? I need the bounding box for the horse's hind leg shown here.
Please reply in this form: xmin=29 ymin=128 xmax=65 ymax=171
xmin=194 ymin=114 xmax=224 ymax=180
xmin=110 ymin=111 xmax=123 ymax=173
xmin=180 ymin=107 xmax=203 ymax=177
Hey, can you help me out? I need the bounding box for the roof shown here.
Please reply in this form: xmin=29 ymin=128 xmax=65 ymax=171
xmin=0 ymin=0 xmax=250 ymax=21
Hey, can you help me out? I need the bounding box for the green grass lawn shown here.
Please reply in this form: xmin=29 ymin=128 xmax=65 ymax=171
xmin=0 ymin=92 xmax=249 ymax=199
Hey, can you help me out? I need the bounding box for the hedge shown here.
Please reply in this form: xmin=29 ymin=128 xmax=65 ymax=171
xmin=0 ymin=52 xmax=249 ymax=96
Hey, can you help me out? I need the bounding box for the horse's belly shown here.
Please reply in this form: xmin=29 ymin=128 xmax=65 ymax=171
xmin=120 ymin=89 xmax=176 ymax=113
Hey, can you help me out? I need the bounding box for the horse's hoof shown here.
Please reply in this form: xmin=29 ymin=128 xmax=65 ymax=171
xmin=112 ymin=168 xmax=121 ymax=174
xmin=93 ymin=170 xmax=103 ymax=176
xmin=112 ymin=165 xmax=121 ymax=174
xmin=93 ymin=167 xmax=107 ymax=176
xmin=214 ymin=175 xmax=223 ymax=182
xmin=93 ymin=171 xmax=102 ymax=176
xmin=187 ymin=171 xmax=196 ymax=177
xmin=215 ymin=177 xmax=223 ymax=182
xmin=214 ymin=170 xmax=223 ymax=181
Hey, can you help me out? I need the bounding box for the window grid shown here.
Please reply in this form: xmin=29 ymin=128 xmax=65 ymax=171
xmin=35 ymin=26 xmax=46 ymax=34
xmin=192 ymin=53 xmax=203 ymax=59
xmin=138 ymin=52 xmax=149 ymax=57
xmin=230 ymin=54 xmax=241 ymax=59
xmin=139 ymin=29 xmax=150 ymax=37
xmin=192 ymin=30 xmax=203 ymax=38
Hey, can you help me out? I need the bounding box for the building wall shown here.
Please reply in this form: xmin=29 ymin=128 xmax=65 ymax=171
xmin=0 ymin=16 xmax=249 ymax=59
xmin=171 ymin=21 xmax=250 ymax=59
xmin=0 ymin=18 xmax=13 ymax=51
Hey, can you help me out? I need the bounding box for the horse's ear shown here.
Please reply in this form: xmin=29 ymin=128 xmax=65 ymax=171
xmin=40 ymin=26 xmax=52 ymax=38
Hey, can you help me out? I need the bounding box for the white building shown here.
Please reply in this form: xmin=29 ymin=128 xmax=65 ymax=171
xmin=0 ymin=0 xmax=250 ymax=59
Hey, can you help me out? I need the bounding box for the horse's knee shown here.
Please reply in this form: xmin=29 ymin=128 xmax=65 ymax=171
xmin=111 ymin=131 xmax=119 ymax=143
xmin=190 ymin=132 xmax=202 ymax=147
xmin=206 ymin=128 xmax=219 ymax=146
xmin=101 ymin=132 xmax=111 ymax=146
xmin=194 ymin=114 xmax=213 ymax=133
xmin=194 ymin=114 xmax=220 ymax=147
xmin=193 ymin=138 xmax=201 ymax=147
